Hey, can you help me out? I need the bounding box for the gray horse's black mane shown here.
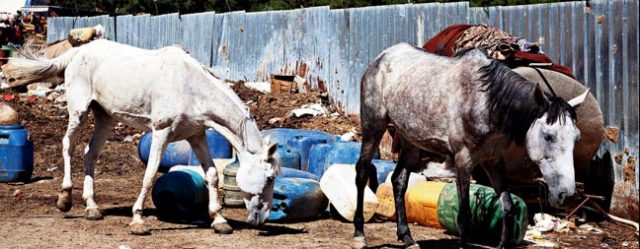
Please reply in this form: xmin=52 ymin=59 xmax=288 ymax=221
xmin=478 ymin=60 xmax=576 ymax=144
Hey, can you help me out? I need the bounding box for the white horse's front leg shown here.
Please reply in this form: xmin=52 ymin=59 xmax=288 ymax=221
xmin=130 ymin=128 xmax=170 ymax=235
xmin=187 ymin=133 xmax=233 ymax=234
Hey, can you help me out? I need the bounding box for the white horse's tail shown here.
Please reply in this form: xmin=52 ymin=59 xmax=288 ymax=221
xmin=1 ymin=47 xmax=80 ymax=87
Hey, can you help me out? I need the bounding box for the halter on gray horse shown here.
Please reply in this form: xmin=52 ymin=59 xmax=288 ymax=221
xmin=352 ymin=43 xmax=588 ymax=248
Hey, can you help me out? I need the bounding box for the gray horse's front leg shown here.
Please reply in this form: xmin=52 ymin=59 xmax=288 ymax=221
xmin=496 ymin=191 xmax=513 ymax=248
xmin=482 ymin=164 xmax=513 ymax=249
xmin=454 ymin=148 xmax=473 ymax=248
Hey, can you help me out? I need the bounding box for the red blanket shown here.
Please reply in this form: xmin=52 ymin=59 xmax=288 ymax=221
xmin=422 ymin=24 xmax=575 ymax=78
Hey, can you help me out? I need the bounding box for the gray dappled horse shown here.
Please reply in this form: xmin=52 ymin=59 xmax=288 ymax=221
xmin=352 ymin=43 xmax=589 ymax=249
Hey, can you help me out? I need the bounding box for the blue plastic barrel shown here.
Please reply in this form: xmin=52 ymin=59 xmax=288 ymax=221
xmin=273 ymin=144 xmax=302 ymax=169
xmin=138 ymin=129 xmax=232 ymax=172
xmin=0 ymin=125 xmax=34 ymax=182
xmin=371 ymin=159 xmax=396 ymax=191
xmin=287 ymin=135 xmax=330 ymax=171
xmin=151 ymin=168 xmax=208 ymax=220
xmin=262 ymin=128 xmax=336 ymax=146
xmin=309 ymin=141 xmax=380 ymax=179
xmin=279 ymin=167 xmax=319 ymax=181
xmin=269 ymin=177 xmax=328 ymax=222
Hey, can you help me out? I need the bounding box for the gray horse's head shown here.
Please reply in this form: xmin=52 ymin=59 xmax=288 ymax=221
xmin=525 ymin=87 xmax=589 ymax=207
xmin=235 ymin=138 xmax=279 ymax=226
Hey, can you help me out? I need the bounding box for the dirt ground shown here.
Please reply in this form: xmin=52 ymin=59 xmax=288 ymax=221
xmin=1 ymin=86 xmax=638 ymax=249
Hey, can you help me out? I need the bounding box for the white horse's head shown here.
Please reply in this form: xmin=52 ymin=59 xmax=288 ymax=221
xmin=235 ymin=137 xmax=279 ymax=226
xmin=526 ymin=87 xmax=589 ymax=207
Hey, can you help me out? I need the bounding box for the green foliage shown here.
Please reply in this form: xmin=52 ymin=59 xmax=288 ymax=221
xmin=49 ymin=0 xmax=577 ymax=15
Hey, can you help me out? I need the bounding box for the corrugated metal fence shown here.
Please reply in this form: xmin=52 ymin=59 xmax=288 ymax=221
xmin=47 ymin=0 xmax=638 ymax=218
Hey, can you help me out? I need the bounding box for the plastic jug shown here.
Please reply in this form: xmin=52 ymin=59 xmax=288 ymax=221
xmin=272 ymin=144 xmax=302 ymax=169
xmin=287 ymin=135 xmax=330 ymax=171
xmin=269 ymin=177 xmax=328 ymax=222
xmin=319 ymin=164 xmax=378 ymax=222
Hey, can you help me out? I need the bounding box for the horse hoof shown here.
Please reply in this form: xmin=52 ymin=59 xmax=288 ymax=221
xmin=85 ymin=208 xmax=103 ymax=220
xmin=212 ymin=222 xmax=233 ymax=234
xmin=129 ymin=223 xmax=151 ymax=236
xmin=406 ymin=243 xmax=420 ymax=249
xmin=56 ymin=192 xmax=72 ymax=212
xmin=350 ymin=236 xmax=367 ymax=249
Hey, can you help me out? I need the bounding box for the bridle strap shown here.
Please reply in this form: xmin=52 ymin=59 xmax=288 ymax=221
xmin=530 ymin=66 xmax=558 ymax=98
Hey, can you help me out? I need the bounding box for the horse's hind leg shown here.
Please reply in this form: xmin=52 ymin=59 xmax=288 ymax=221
xmin=57 ymin=80 xmax=91 ymax=213
xmin=129 ymin=127 xmax=170 ymax=235
xmin=391 ymin=138 xmax=420 ymax=248
xmin=187 ymin=131 xmax=233 ymax=234
xmin=82 ymin=104 xmax=113 ymax=220
xmin=352 ymin=109 xmax=388 ymax=248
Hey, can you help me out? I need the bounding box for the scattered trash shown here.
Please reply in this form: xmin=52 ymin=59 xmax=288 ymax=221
xmin=13 ymin=189 xmax=24 ymax=200
xmin=243 ymin=81 xmax=271 ymax=93
xmin=269 ymin=117 xmax=284 ymax=125
xmin=534 ymin=213 xmax=559 ymax=232
xmin=47 ymin=166 xmax=58 ymax=172
xmin=26 ymin=83 xmax=52 ymax=98
xmin=3 ymin=94 xmax=18 ymax=102
xmin=294 ymin=75 xmax=307 ymax=93
xmin=0 ymin=102 xmax=20 ymax=125
xmin=123 ymin=135 xmax=135 ymax=143
xmin=118 ymin=245 xmax=132 ymax=249
xmin=289 ymin=103 xmax=327 ymax=118
xmin=578 ymin=224 xmax=604 ymax=234
xmin=604 ymin=126 xmax=619 ymax=143
xmin=340 ymin=130 xmax=356 ymax=141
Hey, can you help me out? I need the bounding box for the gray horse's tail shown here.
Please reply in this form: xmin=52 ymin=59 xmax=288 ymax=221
xmin=1 ymin=47 xmax=79 ymax=87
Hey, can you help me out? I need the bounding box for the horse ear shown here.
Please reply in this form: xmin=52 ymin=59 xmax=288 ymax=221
xmin=568 ymin=88 xmax=590 ymax=108
xmin=534 ymin=83 xmax=547 ymax=105
xmin=267 ymin=142 xmax=278 ymax=157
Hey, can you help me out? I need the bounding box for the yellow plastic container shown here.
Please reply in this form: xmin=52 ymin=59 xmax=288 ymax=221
xmin=405 ymin=181 xmax=447 ymax=228
xmin=375 ymin=181 xmax=447 ymax=229
xmin=375 ymin=183 xmax=396 ymax=219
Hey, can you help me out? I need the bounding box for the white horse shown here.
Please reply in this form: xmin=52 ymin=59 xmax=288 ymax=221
xmin=1 ymin=39 xmax=279 ymax=235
